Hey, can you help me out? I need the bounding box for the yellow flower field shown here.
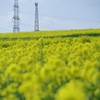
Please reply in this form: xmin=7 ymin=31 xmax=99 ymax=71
xmin=0 ymin=29 xmax=100 ymax=100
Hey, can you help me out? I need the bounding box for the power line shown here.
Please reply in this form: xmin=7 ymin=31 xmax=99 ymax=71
xmin=0 ymin=28 xmax=12 ymax=31
xmin=19 ymin=10 xmax=100 ymax=23
xmin=0 ymin=9 xmax=100 ymax=26
xmin=0 ymin=10 xmax=13 ymax=13
xmin=0 ymin=8 xmax=100 ymax=24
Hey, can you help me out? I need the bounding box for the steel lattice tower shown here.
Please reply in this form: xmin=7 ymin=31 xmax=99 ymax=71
xmin=34 ymin=2 xmax=39 ymax=31
xmin=13 ymin=0 xmax=20 ymax=32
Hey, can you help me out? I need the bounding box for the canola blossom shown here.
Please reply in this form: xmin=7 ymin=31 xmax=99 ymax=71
xmin=0 ymin=30 xmax=100 ymax=100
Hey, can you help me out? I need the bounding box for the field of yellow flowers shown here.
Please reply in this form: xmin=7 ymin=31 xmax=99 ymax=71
xmin=0 ymin=29 xmax=100 ymax=100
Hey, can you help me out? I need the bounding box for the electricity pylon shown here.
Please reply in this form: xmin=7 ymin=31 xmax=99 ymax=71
xmin=34 ymin=2 xmax=39 ymax=31
xmin=13 ymin=0 xmax=20 ymax=32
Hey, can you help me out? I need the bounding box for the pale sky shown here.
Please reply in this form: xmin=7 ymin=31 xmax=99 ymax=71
xmin=0 ymin=0 xmax=100 ymax=33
